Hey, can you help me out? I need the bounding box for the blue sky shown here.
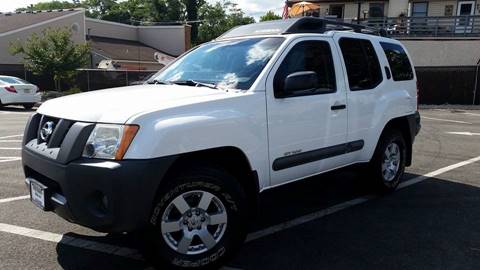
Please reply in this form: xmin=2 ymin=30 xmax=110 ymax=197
xmin=3 ymin=0 xmax=285 ymax=19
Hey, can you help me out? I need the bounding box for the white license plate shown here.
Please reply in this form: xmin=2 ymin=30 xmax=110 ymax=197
xmin=23 ymin=89 xmax=31 ymax=94
xmin=30 ymin=180 xmax=46 ymax=210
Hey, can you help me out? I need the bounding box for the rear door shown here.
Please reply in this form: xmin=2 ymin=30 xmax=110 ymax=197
xmin=333 ymin=33 xmax=386 ymax=163
xmin=265 ymin=37 xmax=349 ymax=186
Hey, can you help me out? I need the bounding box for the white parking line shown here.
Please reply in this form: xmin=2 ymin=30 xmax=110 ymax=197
xmin=0 ymin=223 xmax=143 ymax=260
xmin=0 ymin=158 xmax=21 ymax=163
xmin=0 ymin=140 xmax=22 ymax=143
xmin=0 ymin=222 xmax=243 ymax=270
xmin=462 ymin=112 xmax=480 ymax=117
xmin=0 ymin=111 xmax=33 ymax=115
xmin=422 ymin=116 xmax=472 ymax=125
xmin=245 ymin=155 xmax=480 ymax=242
xmin=0 ymin=147 xmax=21 ymax=150
xmin=446 ymin=132 xmax=480 ymax=136
xmin=0 ymin=134 xmax=23 ymax=140
xmin=0 ymin=195 xmax=30 ymax=204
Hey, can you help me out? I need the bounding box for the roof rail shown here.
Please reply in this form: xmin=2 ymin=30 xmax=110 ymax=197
xmin=218 ymin=17 xmax=387 ymax=40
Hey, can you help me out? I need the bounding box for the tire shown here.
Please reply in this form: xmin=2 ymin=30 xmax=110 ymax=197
xmin=368 ymin=130 xmax=406 ymax=193
xmin=142 ymin=165 xmax=248 ymax=269
xmin=23 ymin=104 xmax=35 ymax=110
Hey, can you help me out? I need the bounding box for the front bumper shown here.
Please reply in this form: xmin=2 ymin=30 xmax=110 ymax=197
xmin=21 ymin=113 xmax=177 ymax=233
xmin=23 ymin=148 xmax=176 ymax=233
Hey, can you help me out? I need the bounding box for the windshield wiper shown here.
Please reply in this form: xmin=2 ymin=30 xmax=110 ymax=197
xmin=146 ymin=79 xmax=172 ymax=85
xmin=171 ymin=80 xmax=218 ymax=90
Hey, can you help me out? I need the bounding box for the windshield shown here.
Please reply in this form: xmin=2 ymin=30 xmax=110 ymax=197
xmin=151 ymin=37 xmax=284 ymax=90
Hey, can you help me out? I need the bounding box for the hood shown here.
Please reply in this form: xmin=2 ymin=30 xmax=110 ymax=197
xmin=37 ymin=85 xmax=230 ymax=123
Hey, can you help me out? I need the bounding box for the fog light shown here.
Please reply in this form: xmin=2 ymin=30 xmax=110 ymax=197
xmin=84 ymin=143 xmax=96 ymax=157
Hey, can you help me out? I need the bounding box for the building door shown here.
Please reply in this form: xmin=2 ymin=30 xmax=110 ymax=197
xmin=329 ymin=4 xmax=345 ymax=19
xmin=456 ymin=1 xmax=475 ymax=33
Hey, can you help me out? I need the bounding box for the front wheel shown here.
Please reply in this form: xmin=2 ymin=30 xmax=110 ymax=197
xmin=368 ymin=130 xmax=406 ymax=193
xmin=142 ymin=165 xmax=247 ymax=269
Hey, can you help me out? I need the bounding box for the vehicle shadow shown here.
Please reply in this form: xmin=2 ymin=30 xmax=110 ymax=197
xmin=55 ymin=232 xmax=148 ymax=269
xmin=0 ymin=106 xmax=36 ymax=112
xmin=54 ymin=169 xmax=480 ymax=269
xmin=231 ymin=174 xmax=480 ymax=269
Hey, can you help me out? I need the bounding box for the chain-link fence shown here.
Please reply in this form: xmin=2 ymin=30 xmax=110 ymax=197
xmin=76 ymin=69 xmax=158 ymax=91
xmin=0 ymin=68 xmax=158 ymax=92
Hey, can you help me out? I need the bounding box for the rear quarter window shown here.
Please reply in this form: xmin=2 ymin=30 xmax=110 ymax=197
xmin=380 ymin=42 xmax=414 ymax=81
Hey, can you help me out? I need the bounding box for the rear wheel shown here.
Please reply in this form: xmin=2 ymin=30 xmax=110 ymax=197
xmin=142 ymin=165 xmax=247 ymax=269
xmin=368 ymin=130 xmax=406 ymax=193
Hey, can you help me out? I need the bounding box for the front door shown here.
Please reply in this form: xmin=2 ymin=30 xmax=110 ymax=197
xmin=266 ymin=37 xmax=348 ymax=186
xmin=456 ymin=1 xmax=475 ymax=33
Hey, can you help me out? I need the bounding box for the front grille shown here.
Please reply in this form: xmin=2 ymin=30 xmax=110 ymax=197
xmin=24 ymin=113 xmax=96 ymax=164
xmin=36 ymin=115 xmax=74 ymax=148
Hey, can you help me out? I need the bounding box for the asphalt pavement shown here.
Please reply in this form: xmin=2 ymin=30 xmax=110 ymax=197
xmin=0 ymin=106 xmax=479 ymax=270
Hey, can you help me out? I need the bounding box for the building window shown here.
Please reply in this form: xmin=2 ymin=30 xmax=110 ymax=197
xmin=329 ymin=4 xmax=344 ymax=18
xmin=444 ymin=5 xmax=454 ymax=16
xmin=411 ymin=2 xmax=428 ymax=17
xmin=369 ymin=3 xmax=385 ymax=18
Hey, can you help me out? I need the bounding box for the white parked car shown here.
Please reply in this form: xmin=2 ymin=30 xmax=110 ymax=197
xmin=22 ymin=18 xmax=420 ymax=269
xmin=0 ymin=76 xmax=40 ymax=109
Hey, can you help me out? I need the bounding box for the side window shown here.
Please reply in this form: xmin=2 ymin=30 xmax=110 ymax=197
xmin=339 ymin=38 xmax=382 ymax=91
xmin=274 ymin=40 xmax=336 ymax=97
xmin=380 ymin=42 xmax=414 ymax=81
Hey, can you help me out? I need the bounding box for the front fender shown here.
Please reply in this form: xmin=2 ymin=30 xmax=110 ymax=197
xmin=124 ymin=92 xmax=271 ymax=189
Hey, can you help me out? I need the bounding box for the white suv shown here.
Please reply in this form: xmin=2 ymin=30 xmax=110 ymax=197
xmin=22 ymin=18 xmax=420 ymax=269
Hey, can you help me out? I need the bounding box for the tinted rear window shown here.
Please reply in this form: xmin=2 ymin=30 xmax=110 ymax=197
xmin=380 ymin=42 xmax=414 ymax=81
xmin=339 ymin=38 xmax=382 ymax=91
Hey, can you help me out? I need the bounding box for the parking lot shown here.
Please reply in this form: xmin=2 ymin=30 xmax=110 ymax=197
xmin=0 ymin=106 xmax=479 ymax=270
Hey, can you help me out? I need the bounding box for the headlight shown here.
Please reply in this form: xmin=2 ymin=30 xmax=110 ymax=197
xmin=82 ymin=124 xmax=139 ymax=160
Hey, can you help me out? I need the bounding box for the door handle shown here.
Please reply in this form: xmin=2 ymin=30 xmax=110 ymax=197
xmin=331 ymin=104 xmax=346 ymax=111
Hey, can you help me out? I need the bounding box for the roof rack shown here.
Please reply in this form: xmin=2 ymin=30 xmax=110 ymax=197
xmin=218 ymin=17 xmax=387 ymax=40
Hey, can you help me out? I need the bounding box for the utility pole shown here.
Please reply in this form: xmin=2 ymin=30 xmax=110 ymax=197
xmin=357 ymin=1 xmax=362 ymax=24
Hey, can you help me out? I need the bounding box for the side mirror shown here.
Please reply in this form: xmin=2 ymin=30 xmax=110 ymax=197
xmin=283 ymin=71 xmax=318 ymax=97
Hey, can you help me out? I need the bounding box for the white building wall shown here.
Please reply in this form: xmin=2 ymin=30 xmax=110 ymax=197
xmin=0 ymin=11 xmax=85 ymax=65
xmin=400 ymin=39 xmax=480 ymax=66
xmin=138 ymin=26 xmax=187 ymax=56
xmin=85 ymin=18 xmax=137 ymax=41
xmin=387 ymin=0 xmax=409 ymax=17
xmin=427 ymin=0 xmax=458 ymax=16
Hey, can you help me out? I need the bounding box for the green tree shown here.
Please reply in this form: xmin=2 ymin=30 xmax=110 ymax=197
xmin=197 ymin=1 xmax=255 ymax=44
xmin=9 ymin=28 xmax=90 ymax=91
xmin=100 ymin=3 xmax=132 ymax=24
xmin=81 ymin=0 xmax=117 ymax=18
xmin=260 ymin=11 xmax=282 ymax=22
xmin=15 ymin=1 xmax=79 ymax=12
xmin=148 ymin=0 xmax=185 ymax=22
xmin=226 ymin=2 xmax=255 ymax=26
